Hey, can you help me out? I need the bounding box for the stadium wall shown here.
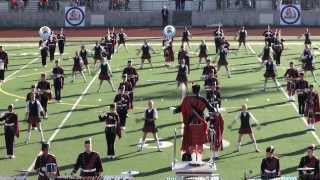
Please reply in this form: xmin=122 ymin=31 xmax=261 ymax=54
xmin=1 ymin=10 xmax=320 ymax=28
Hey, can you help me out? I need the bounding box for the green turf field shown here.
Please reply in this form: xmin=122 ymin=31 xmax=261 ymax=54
xmin=0 ymin=40 xmax=320 ymax=180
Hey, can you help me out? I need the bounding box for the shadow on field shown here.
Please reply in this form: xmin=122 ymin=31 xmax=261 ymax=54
xmin=281 ymin=166 xmax=299 ymax=175
xmin=126 ymin=121 xmax=181 ymax=134
xmin=279 ymin=146 xmax=309 ymax=157
xmin=134 ymin=90 xmax=179 ymax=100
xmin=135 ymin=166 xmax=171 ymax=177
xmin=136 ymin=80 xmax=177 ymax=88
xmin=227 ymin=101 xmax=289 ymax=114
xmin=260 ymin=116 xmax=298 ymax=126
xmin=44 ymin=120 xmax=101 ymax=133
xmin=49 ymin=104 xmax=105 ymax=116
xmin=51 ymin=131 xmax=104 ymax=143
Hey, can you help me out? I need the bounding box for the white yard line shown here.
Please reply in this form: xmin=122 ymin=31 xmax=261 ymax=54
xmin=248 ymin=43 xmax=320 ymax=145
xmin=23 ymin=72 xmax=99 ymax=177
xmin=4 ymin=58 xmax=38 ymax=82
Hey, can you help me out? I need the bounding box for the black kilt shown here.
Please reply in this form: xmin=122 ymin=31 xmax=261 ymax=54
xmin=142 ymin=121 xmax=158 ymax=133
xmin=264 ymin=71 xmax=276 ymax=79
xmin=239 ymin=128 xmax=252 ymax=134
xmin=218 ymin=59 xmax=228 ymax=66
xmin=199 ymin=52 xmax=208 ymax=58
xmin=305 ymin=39 xmax=312 ymax=45
xmin=82 ymin=58 xmax=88 ymax=65
xmin=0 ymin=70 xmax=4 ymax=80
xmin=142 ymin=53 xmax=151 ymax=59
xmin=99 ymin=73 xmax=110 ymax=81
xmin=72 ymin=64 xmax=82 ymax=72
xmin=176 ymin=74 xmax=187 ymax=83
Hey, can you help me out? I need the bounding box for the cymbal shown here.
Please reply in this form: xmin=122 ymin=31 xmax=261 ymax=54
xmin=297 ymin=167 xmax=315 ymax=171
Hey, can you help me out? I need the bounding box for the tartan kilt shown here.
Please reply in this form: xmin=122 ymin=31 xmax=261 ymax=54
xmin=287 ymin=81 xmax=296 ymax=92
xmin=218 ymin=59 xmax=228 ymax=66
xmin=142 ymin=121 xmax=158 ymax=133
xmin=303 ymin=63 xmax=314 ymax=71
xmin=264 ymin=71 xmax=276 ymax=79
xmin=82 ymin=58 xmax=88 ymax=65
xmin=182 ymin=37 xmax=189 ymax=42
xmin=28 ymin=115 xmax=40 ymax=127
xmin=199 ymin=52 xmax=208 ymax=59
xmin=239 ymin=128 xmax=252 ymax=134
xmin=141 ymin=53 xmax=151 ymax=59
xmin=72 ymin=64 xmax=82 ymax=72
xmin=239 ymin=37 xmax=246 ymax=43
xmin=99 ymin=73 xmax=110 ymax=81
xmin=176 ymin=74 xmax=187 ymax=83
xmin=305 ymin=39 xmax=312 ymax=45
xmin=118 ymin=40 xmax=125 ymax=44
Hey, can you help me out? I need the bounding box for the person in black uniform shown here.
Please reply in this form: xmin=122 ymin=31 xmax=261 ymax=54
xmin=284 ymin=62 xmax=299 ymax=102
xmin=119 ymin=74 xmax=133 ymax=109
xmin=93 ymin=41 xmax=102 ymax=66
xmin=71 ymin=139 xmax=103 ymax=177
xmin=213 ymin=25 xmax=224 ymax=54
xmin=52 ymin=60 xmax=64 ymax=102
xmin=300 ymin=28 xmax=311 ymax=45
xmin=301 ymin=44 xmax=317 ymax=82
xmin=122 ymin=60 xmax=139 ymax=89
xmin=47 ymin=36 xmax=56 ymax=62
xmin=161 ymin=6 xmax=169 ymax=27
xmin=72 ymin=51 xmax=87 ymax=83
xmin=202 ymin=59 xmax=217 ymax=80
xmin=99 ymin=104 xmax=121 ymax=159
xmin=176 ymin=59 xmax=188 ymax=90
xmin=216 ymin=44 xmax=231 ymax=78
xmin=104 ymin=35 xmax=114 ymax=61
xmin=26 ymin=84 xmax=40 ymax=102
xmin=36 ymin=74 xmax=51 ymax=119
xmin=0 ymin=104 xmax=19 ymax=159
xmin=178 ymin=46 xmax=190 ymax=74
xmin=115 ymin=28 xmax=128 ymax=53
xmin=79 ymin=45 xmax=91 ymax=75
xmin=181 ymin=26 xmax=191 ymax=49
xmin=57 ymin=28 xmax=66 ymax=56
xmin=39 ymin=39 xmax=48 ymax=67
xmin=114 ymin=86 xmax=130 ymax=130
xmin=298 ymin=144 xmax=320 ymax=180
xmin=236 ymin=26 xmax=247 ymax=50
xmin=272 ymin=34 xmax=284 ymax=66
xmin=228 ymin=104 xmax=260 ymax=152
xmin=137 ymin=40 xmax=155 ymax=69
xmin=259 ymin=42 xmax=272 ymax=63
xmin=0 ymin=55 xmax=5 ymax=83
xmin=260 ymin=146 xmax=280 ymax=179
xmin=262 ymin=58 xmax=279 ymax=91
xmin=263 ymin=25 xmax=274 ymax=47
xmin=97 ymin=57 xmax=116 ymax=93
xmin=204 ymin=72 xmax=219 ymax=96
xmin=197 ymin=40 xmax=208 ymax=67
xmin=207 ymin=85 xmax=221 ymax=110
xmin=34 ymin=143 xmax=60 ymax=180
xmin=138 ymin=100 xmax=162 ymax=152
xmin=0 ymin=46 xmax=8 ymax=71
xmin=295 ymin=73 xmax=309 ymax=116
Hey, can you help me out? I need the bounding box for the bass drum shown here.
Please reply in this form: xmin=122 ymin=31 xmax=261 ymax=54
xmin=39 ymin=26 xmax=52 ymax=40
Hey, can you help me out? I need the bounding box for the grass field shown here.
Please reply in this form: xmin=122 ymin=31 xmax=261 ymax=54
xmin=0 ymin=39 xmax=320 ymax=180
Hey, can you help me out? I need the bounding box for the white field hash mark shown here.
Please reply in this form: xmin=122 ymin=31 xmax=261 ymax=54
xmin=247 ymin=43 xmax=320 ymax=145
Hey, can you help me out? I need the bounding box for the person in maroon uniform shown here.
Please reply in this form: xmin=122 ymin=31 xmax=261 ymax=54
xmin=260 ymin=146 xmax=280 ymax=179
xmin=34 ymin=143 xmax=60 ymax=180
xmin=235 ymin=26 xmax=248 ymax=50
xmin=47 ymin=35 xmax=56 ymax=62
xmin=26 ymin=85 xmax=40 ymax=102
xmin=301 ymin=44 xmax=317 ymax=82
xmin=137 ymin=40 xmax=155 ymax=69
xmin=25 ymin=93 xmax=45 ymax=144
xmin=39 ymin=39 xmax=48 ymax=67
xmin=36 ymin=74 xmax=51 ymax=119
xmin=298 ymin=144 xmax=320 ymax=179
xmin=296 ymin=73 xmax=309 ymax=116
xmin=72 ymin=51 xmax=87 ymax=83
xmin=72 ymin=139 xmax=103 ymax=177
xmin=202 ymin=59 xmax=217 ymax=80
xmin=178 ymin=46 xmax=190 ymax=74
xmin=79 ymin=45 xmax=91 ymax=75
xmin=304 ymin=85 xmax=320 ymax=130
xmin=118 ymin=74 xmax=133 ymax=109
xmin=57 ymin=28 xmax=66 ymax=56
xmin=206 ymin=111 xmax=224 ymax=161
xmin=228 ymin=104 xmax=260 ymax=153
xmin=163 ymin=39 xmax=174 ymax=66
xmin=213 ymin=25 xmax=224 ymax=54
xmin=216 ymin=44 xmax=230 ymax=78
xmin=138 ymin=100 xmax=162 ymax=152
xmin=122 ymin=60 xmax=139 ymax=89
xmin=97 ymin=57 xmax=116 ymax=93
xmin=284 ymin=62 xmax=299 ymax=102
xmin=176 ymin=59 xmax=188 ymax=90
xmin=0 ymin=104 xmax=19 ymax=159
xmin=114 ymin=86 xmax=130 ymax=130
xmin=115 ymin=28 xmax=128 ymax=53
xmin=0 ymin=46 xmax=8 ymax=71
xmin=52 ymin=60 xmax=64 ymax=102
xmin=197 ymin=40 xmax=208 ymax=66
xmin=262 ymin=58 xmax=279 ymax=91
xmin=181 ymin=26 xmax=191 ymax=49
xmin=99 ymin=104 xmax=121 ymax=159
xmin=93 ymin=41 xmax=103 ymax=67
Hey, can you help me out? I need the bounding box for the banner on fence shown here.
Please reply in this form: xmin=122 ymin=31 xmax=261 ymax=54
xmin=65 ymin=6 xmax=85 ymax=27
xmin=280 ymin=4 xmax=301 ymax=25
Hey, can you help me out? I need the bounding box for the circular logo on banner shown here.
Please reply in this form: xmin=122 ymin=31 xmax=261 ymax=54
xmin=280 ymin=5 xmax=301 ymax=25
xmin=65 ymin=7 xmax=85 ymax=26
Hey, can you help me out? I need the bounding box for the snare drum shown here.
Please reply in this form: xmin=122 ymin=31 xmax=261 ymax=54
xmin=46 ymin=163 xmax=57 ymax=177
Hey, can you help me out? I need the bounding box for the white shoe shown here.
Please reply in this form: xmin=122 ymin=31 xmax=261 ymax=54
xmin=10 ymin=155 xmax=15 ymax=159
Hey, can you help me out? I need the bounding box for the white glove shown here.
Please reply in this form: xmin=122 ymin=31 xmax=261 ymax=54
xmin=41 ymin=167 xmax=47 ymax=172
xmin=169 ymin=107 xmax=176 ymax=113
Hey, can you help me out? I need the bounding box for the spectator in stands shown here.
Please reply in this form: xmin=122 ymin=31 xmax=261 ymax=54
xmin=216 ymin=0 xmax=222 ymax=9
xmin=125 ymin=0 xmax=129 ymax=10
xmin=198 ymin=0 xmax=204 ymax=11
xmin=161 ymin=6 xmax=169 ymax=27
xmin=175 ymin=0 xmax=180 ymax=10
xmin=11 ymin=0 xmax=18 ymax=10
xmin=181 ymin=0 xmax=185 ymax=10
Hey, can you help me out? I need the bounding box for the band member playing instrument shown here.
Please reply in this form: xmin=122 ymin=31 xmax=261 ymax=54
xmin=72 ymin=51 xmax=87 ymax=83
xmin=99 ymin=104 xmax=121 ymax=159
xmin=114 ymin=86 xmax=130 ymax=130
xmin=296 ymin=73 xmax=309 ymax=116
xmin=261 ymin=146 xmax=280 ymax=179
xmin=163 ymin=38 xmax=174 ymax=66
xmin=263 ymin=25 xmax=274 ymax=47
xmin=207 ymin=85 xmax=221 ymax=110
xmin=122 ymin=60 xmax=139 ymax=89
xmin=97 ymin=57 xmax=116 ymax=92
xmin=206 ymin=111 xmax=224 ymax=161
xmin=39 ymin=39 xmax=48 ymax=67
xmin=52 ymin=60 xmax=64 ymax=102
xmin=80 ymin=45 xmax=91 ymax=75
xmin=228 ymin=104 xmax=260 ymax=153
xmin=262 ymin=58 xmax=279 ymax=92
xmin=214 ymin=25 xmax=224 ymax=53
xmin=93 ymin=41 xmax=103 ymax=67
xmin=26 ymin=85 xmax=40 ymax=102
xmin=115 ymin=28 xmax=128 ymax=53
xmin=0 ymin=104 xmax=19 ymax=159
xmin=25 ymin=93 xmax=45 ymax=144
xmin=216 ymin=44 xmax=231 ymax=78
xmin=137 ymin=40 xmax=155 ymax=69
xmin=298 ymin=144 xmax=320 ymax=179
xmin=236 ymin=26 xmax=247 ymax=50
xmin=0 ymin=46 xmax=8 ymax=71
xmin=34 ymin=143 xmax=60 ymax=180
xmin=47 ymin=35 xmax=56 ymax=62
xmin=202 ymin=59 xmax=217 ymax=80
xmin=304 ymin=85 xmax=320 ymax=130
xmin=301 ymin=44 xmax=317 ymax=82
xmin=178 ymin=46 xmax=190 ymax=74
xmin=204 ymin=72 xmax=219 ymax=97
xmin=300 ymin=28 xmax=311 ymax=45
xmin=197 ymin=40 xmax=208 ymax=66
xmin=272 ymin=33 xmax=284 ymax=66
xmin=104 ymin=35 xmax=114 ymax=61
xmin=138 ymin=100 xmax=162 ymax=152
xmin=176 ymin=59 xmax=188 ymax=90
xmin=119 ymin=74 xmax=133 ymax=108
xmin=284 ymin=62 xmax=299 ymax=101
xmin=0 ymin=56 xmax=5 ymax=83
xmin=181 ymin=26 xmax=191 ymax=49
xmin=36 ymin=73 xmax=51 ymax=119
xmin=72 ymin=138 xmax=103 ymax=177
xmin=57 ymin=28 xmax=65 ymax=56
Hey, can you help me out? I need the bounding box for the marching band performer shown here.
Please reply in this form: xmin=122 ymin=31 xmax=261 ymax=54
xmin=216 ymin=43 xmax=231 ymax=78
xmin=176 ymin=59 xmax=189 ymax=90
xmin=304 ymin=85 xmax=320 ymax=130
xmin=181 ymin=26 xmax=191 ymax=49
xmin=298 ymin=144 xmax=320 ymax=179
xmin=72 ymin=138 xmax=103 ymax=177
xmin=80 ymin=45 xmax=91 ymax=75
xmin=178 ymin=46 xmax=190 ymax=74
xmin=137 ymin=40 xmax=155 ymax=69
xmin=57 ymin=28 xmax=66 ymax=56
xmin=300 ymin=28 xmax=312 ymax=45
xmin=104 ymin=35 xmax=114 ymax=61
xmin=93 ymin=41 xmax=103 ymax=67
xmin=99 ymin=104 xmax=121 ymax=159
xmin=197 ymin=40 xmax=208 ymax=66
xmin=122 ymin=60 xmax=139 ymax=89
xmin=260 ymin=146 xmax=280 ymax=179
xmin=39 ymin=39 xmax=48 ymax=67
xmin=301 ymin=44 xmax=317 ymax=82
xmin=114 ymin=86 xmax=130 ymax=130
xmin=34 ymin=143 xmax=60 ymax=180
xmin=206 ymin=111 xmax=224 ymax=161
xmin=295 ymin=73 xmax=309 ymax=116
xmin=214 ymin=25 xmax=224 ymax=53
xmin=36 ymin=73 xmax=51 ymax=119
xmin=262 ymin=57 xmax=279 ymax=92
xmin=0 ymin=54 xmax=5 ymax=83
xmin=72 ymin=51 xmax=87 ymax=83
xmin=0 ymin=104 xmax=19 ymax=159
xmin=236 ymin=26 xmax=247 ymax=50
xmin=0 ymin=46 xmax=8 ymax=71
xmin=272 ymin=32 xmax=284 ymax=66
xmin=26 ymin=84 xmax=40 ymax=102
xmin=263 ymin=25 xmax=274 ymax=47
xmin=138 ymin=100 xmax=162 ymax=152
xmin=259 ymin=42 xmax=273 ymax=63
xmin=163 ymin=38 xmax=174 ymax=66
xmin=202 ymin=59 xmax=217 ymax=80
xmin=284 ymin=62 xmax=299 ymax=102
xmin=115 ymin=28 xmax=128 ymax=53
xmin=204 ymin=71 xmax=219 ymax=98
xmin=47 ymin=35 xmax=56 ymax=62
xmin=119 ymin=74 xmax=133 ymax=109
xmin=25 ymin=93 xmax=45 ymax=144
xmin=52 ymin=60 xmax=64 ymax=102
xmin=97 ymin=57 xmax=116 ymax=93
xmin=228 ymin=104 xmax=260 ymax=153
xmin=207 ymin=85 xmax=221 ymax=110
